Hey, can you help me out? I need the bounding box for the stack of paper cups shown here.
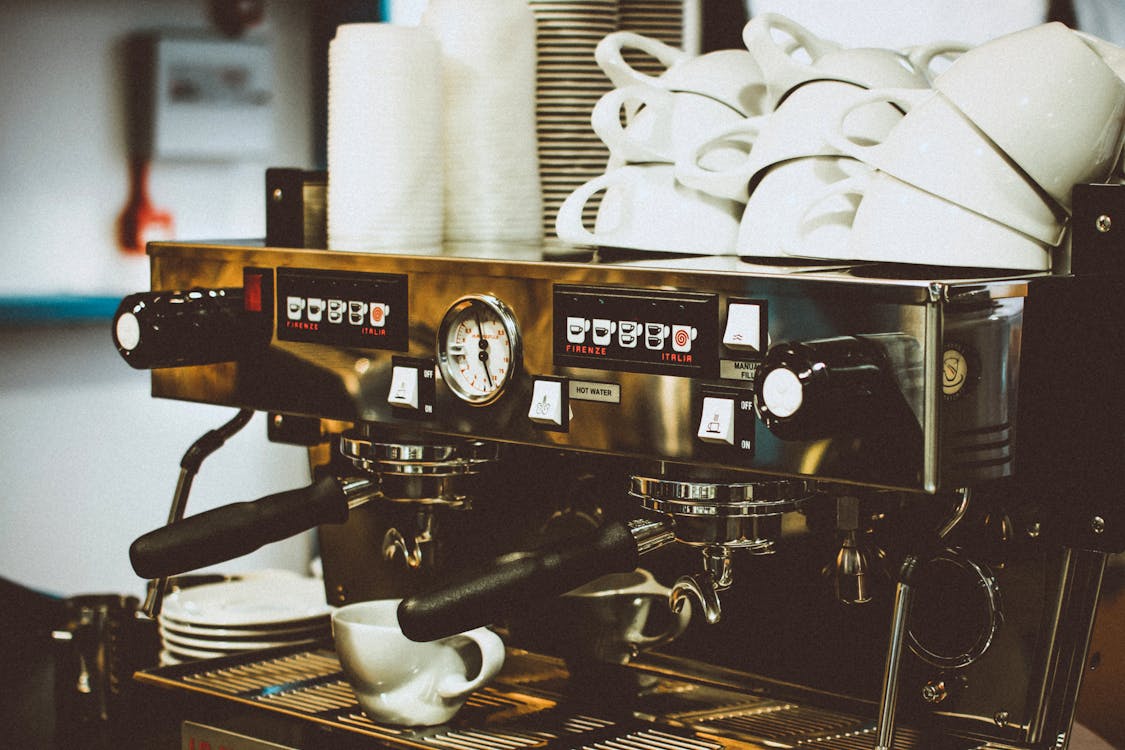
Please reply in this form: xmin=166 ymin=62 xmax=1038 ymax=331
xmin=327 ymin=23 xmax=443 ymax=253
xmin=421 ymin=0 xmax=543 ymax=243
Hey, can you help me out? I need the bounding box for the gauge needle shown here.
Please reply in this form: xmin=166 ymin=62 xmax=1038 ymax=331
xmin=475 ymin=314 xmax=494 ymax=387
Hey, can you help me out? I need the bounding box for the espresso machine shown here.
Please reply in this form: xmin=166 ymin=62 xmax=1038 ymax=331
xmin=117 ymin=182 xmax=1125 ymax=749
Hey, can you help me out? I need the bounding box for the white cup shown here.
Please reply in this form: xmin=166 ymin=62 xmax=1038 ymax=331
xmin=787 ymin=170 xmax=1052 ymax=271
xmin=741 ymin=14 xmax=935 ymax=109
xmin=933 ymin=22 xmax=1125 ymax=211
xmin=595 ymin=31 xmax=768 ymax=116
xmin=1077 ymin=30 xmax=1125 ymax=82
xmin=676 ymin=80 xmax=902 ymax=202
xmin=738 ymin=155 xmax=872 ymax=258
xmin=820 ymin=87 xmax=1066 ymax=246
xmin=332 ymin=599 xmax=506 ymax=727
xmin=592 ymin=84 xmax=745 ymax=166
xmin=510 ymin=569 xmax=690 ymax=668
xmin=555 ymin=164 xmax=742 ymax=254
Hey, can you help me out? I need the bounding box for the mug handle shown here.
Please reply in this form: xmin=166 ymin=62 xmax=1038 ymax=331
xmin=674 ymin=115 xmax=766 ymax=202
xmin=596 ymin=31 xmax=690 ymax=89
xmin=436 ymin=627 xmax=506 ymax=699
xmin=905 ymin=40 xmax=971 ymax=82
xmin=782 ymin=172 xmax=871 ymax=258
xmin=742 ymin=13 xmax=839 ymax=105
xmin=591 ymin=85 xmax=672 ymax=163
xmin=820 ymin=87 xmax=930 ymax=164
xmin=631 ymin=597 xmax=692 ymax=650
xmin=554 ymin=169 xmax=631 ymax=245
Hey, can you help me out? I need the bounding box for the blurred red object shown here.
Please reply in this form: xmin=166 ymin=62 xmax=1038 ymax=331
xmin=210 ymin=0 xmax=265 ymax=37
xmin=117 ymin=158 xmax=174 ymax=255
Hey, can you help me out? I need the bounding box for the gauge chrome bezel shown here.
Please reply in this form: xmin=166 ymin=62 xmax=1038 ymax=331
xmin=436 ymin=294 xmax=522 ymax=406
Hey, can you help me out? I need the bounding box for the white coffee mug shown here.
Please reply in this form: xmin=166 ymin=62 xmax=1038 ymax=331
xmin=932 ymin=22 xmax=1125 ymax=211
xmin=332 ymin=599 xmax=506 ymax=726
xmin=1077 ymin=30 xmax=1125 ymax=82
xmin=595 ymin=31 xmax=768 ymax=116
xmin=821 ymin=87 xmax=1067 ymax=246
xmin=676 ymin=79 xmax=901 ymax=202
xmin=592 ymin=84 xmax=744 ymax=166
xmin=741 ymin=14 xmax=935 ymax=109
xmin=738 ymin=155 xmax=871 ymax=258
xmin=555 ymin=164 xmax=742 ymax=254
xmin=787 ymin=170 xmax=1052 ymax=271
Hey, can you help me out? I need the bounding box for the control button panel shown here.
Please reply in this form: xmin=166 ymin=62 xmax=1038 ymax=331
xmin=698 ymin=396 xmax=735 ymax=445
xmin=529 ymin=376 xmax=569 ymax=431
xmin=388 ymin=365 xmax=421 ymax=410
xmin=277 ymin=268 xmax=408 ymax=350
xmin=554 ymin=284 xmax=718 ymax=377
xmin=390 ymin=356 xmax=436 ymax=417
xmin=695 ymin=386 xmax=755 ymax=458
xmin=723 ymin=299 xmax=768 ymax=353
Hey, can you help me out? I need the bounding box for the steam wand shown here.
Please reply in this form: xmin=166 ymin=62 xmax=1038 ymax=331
xmin=141 ymin=409 xmax=254 ymax=619
xmin=873 ymin=488 xmax=971 ymax=750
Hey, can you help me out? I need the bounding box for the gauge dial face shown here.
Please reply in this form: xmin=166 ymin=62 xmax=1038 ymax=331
xmin=437 ymin=296 xmax=521 ymax=405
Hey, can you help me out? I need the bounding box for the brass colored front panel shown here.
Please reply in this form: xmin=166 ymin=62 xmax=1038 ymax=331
xmin=148 ymin=242 xmax=1031 ymax=491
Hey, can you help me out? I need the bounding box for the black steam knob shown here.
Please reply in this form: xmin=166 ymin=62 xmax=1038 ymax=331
xmin=113 ymin=288 xmax=267 ymax=369
xmin=754 ymin=336 xmax=888 ymax=440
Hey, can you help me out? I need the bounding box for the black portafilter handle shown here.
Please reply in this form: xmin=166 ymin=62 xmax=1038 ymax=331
xmin=130 ymin=474 xmax=372 ymax=580
xmin=398 ymin=518 xmax=671 ymax=642
xmin=113 ymin=287 xmax=264 ymax=370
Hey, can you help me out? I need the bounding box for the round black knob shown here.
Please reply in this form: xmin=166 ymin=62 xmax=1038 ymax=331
xmin=113 ymin=288 xmax=263 ymax=369
xmin=754 ymin=336 xmax=888 ymax=440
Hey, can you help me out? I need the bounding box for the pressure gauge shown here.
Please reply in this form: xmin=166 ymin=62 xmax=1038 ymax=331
xmin=437 ymin=295 xmax=521 ymax=405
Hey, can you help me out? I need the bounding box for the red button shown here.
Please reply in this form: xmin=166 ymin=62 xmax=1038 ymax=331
xmin=244 ymin=273 xmax=262 ymax=312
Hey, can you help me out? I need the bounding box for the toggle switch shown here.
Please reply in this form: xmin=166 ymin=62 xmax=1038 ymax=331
xmin=388 ymin=365 xmax=420 ymax=409
xmin=723 ymin=301 xmax=764 ymax=352
xmin=698 ymin=396 xmax=735 ymax=445
xmin=529 ymin=378 xmax=568 ymax=428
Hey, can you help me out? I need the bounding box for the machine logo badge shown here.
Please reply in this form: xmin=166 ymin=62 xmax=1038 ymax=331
xmin=942 ymin=344 xmax=978 ymax=399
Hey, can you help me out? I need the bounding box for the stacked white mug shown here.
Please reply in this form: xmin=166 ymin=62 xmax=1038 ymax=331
xmin=555 ymin=32 xmax=766 ymax=254
xmin=782 ymin=22 xmax=1125 ymax=270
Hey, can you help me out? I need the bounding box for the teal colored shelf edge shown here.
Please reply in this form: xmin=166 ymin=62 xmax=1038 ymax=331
xmin=0 ymin=295 xmax=122 ymax=325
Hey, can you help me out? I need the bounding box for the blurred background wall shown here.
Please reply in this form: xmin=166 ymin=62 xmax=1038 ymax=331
xmin=0 ymin=0 xmax=318 ymax=598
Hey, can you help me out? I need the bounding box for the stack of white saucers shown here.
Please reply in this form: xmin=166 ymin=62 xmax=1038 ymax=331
xmin=157 ymin=574 xmax=333 ymax=666
xmin=529 ymin=0 xmax=620 ymax=237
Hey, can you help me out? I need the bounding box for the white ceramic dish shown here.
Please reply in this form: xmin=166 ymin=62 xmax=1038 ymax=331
xmin=160 ymin=577 xmax=333 ymax=628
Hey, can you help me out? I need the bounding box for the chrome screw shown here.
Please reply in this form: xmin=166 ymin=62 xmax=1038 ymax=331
xmin=994 ymin=711 xmax=1010 ymax=728
xmin=1091 ymin=516 xmax=1106 ymax=535
xmin=1027 ymin=522 xmax=1041 ymax=539
xmin=1095 ymin=214 xmax=1112 ymax=233
xmin=921 ymin=680 xmax=948 ymax=704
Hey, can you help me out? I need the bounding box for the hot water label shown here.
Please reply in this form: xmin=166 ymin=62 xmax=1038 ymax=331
xmin=276 ymin=268 xmax=408 ymax=350
xmin=553 ymin=284 xmax=718 ymax=377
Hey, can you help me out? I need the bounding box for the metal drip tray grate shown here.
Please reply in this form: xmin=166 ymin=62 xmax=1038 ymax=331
xmin=135 ymin=644 xmax=993 ymax=750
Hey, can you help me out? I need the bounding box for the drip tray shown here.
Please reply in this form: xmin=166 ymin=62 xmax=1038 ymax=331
xmin=135 ymin=643 xmax=990 ymax=750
